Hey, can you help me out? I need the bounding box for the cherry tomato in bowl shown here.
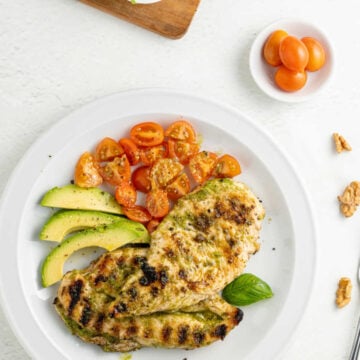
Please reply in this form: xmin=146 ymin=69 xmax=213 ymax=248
xmin=250 ymin=19 xmax=334 ymax=102
xmin=301 ymin=37 xmax=326 ymax=72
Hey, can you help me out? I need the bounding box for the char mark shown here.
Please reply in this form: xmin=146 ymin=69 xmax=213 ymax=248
xmin=233 ymin=308 xmax=244 ymax=325
xmin=212 ymin=324 xmax=227 ymax=340
xmin=80 ymin=302 xmax=92 ymax=326
xmin=162 ymin=326 xmax=173 ymax=342
xmin=193 ymin=331 xmax=205 ymax=345
xmin=68 ymin=279 xmax=83 ymax=316
xmin=178 ymin=325 xmax=189 ymax=344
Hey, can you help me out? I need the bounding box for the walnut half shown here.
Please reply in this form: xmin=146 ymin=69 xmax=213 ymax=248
xmin=338 ymin=181 xmax=360 ymax=217
xmin=336 ymin=277 xmax=352 ymax=308
xmin=333 ymin=133 xmax=352 ymax=153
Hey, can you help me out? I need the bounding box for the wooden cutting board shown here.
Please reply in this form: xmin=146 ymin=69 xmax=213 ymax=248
xmin=80 ymin=0 xmax=201 ymax=39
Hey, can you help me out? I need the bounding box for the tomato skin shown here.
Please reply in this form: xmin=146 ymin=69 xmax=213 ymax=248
xmin=263 ymin=29 xmax=288 ymax=67
xmin=146 ymin=189 xmax=170 ymax=218
xmin=189 ymin=151 xmax=218 ymax=184
xmin=279 ymin=36 xmax=309 ymax=71
xmin=119 ymin=138 xmax=141 ymax=165
xmin=165 ymin=120 xmax=196 ymax=143
xmin=99 ymin=154 xmax=131 ymax=186
xmin=146 ymin=219 xmax=161 ymax=233
xmin=115 ymin=181 xmax=137 ymax=208
xmin=168 ymin=140 xmax=200 ymax=165
xmin=275 ymin=66 xmax=307 ymax=92
xmin=140 ymin=143 xmax=168 ymax=166
xmin=74 ymin=152 xmax=103 ymax=188
xmin=213 ymin=154 xmax=242 ymax=178
xmin=149 ymin=158 xmax=184 ymax=189
xmin=301 ymin=37 xmax=326 ymax=72
xmin=130 ymin=122 xmax=164 ymax=147
xmin=131 ymin=166 xmax=152 ymax=193
xmin=166 ymin=173 xmax=191 ymax=200
xmin=123 ymin=205 xmax=152 ymax=224
xmin=95 ymin=137 xmax=124 ymax=162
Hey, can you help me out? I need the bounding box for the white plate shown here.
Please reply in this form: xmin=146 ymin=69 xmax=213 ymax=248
xmin=0 ymin=89 xmax=316 ymax=360
xmin=249 ymin=18 xmax=334 ymax=102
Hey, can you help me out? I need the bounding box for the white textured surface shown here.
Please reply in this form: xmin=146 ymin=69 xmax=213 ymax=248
xmin=1 ymin=1 xmax=360 ymax=359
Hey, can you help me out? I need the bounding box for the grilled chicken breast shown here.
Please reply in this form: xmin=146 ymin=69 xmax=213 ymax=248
xmin=55 ymin=178 xmax=265 ymax=352
xmin=109 ymin=178 xmax=265 ymax=317
xmin=55 ymin=247 xmax=243 ymax=351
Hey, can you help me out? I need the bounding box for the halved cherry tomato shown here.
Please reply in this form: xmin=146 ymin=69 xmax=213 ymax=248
xmin=263 ymin=29 xmax=288 ymax=67
xmin=115 ymin=181 xmax=137 ymax=208
xmin=165 ymin=120 xmax=196 ymax=143
xmin=140 ymin=143 xmax=168 ymax=166
xmin=99 ymin=154 xmax=131 ymax=186
xmin=189 ymin=151 xmax=218 ymax=184
xmin=119 ymin=138 xmax=141 ymax=165
xmin=149 ymin=158 xmax=184 ymax=189
xmin=146 ymin=219 xmax=161 ymax=233
xmin=166 ymin=173 xmax=191 ymax=201
xmin=279 ymin=35 xmax=309 ymax=72
xmin=95 ymin=137 xmax=124 ymax=163
xmin=130 ymin=122 xmax=164 ymax=147
xmin=168 ymin=140 xmax=200 ymax=165
xmin=301 ymin=37 xmax=326 ymax=72
xmin=213 ymin=154 xmax=241 ymax=178
xmin=74 ymin=152 xmax=103 ymax=188
xmin=146 ymin=189 xmax=170 ymax=218
xmin=122 ymin=205 xmax=152 ymax=224
xmin=275 ymin=66 xmax=307 ymax=92
xmin=131 ymin=166 xmax=152 ymax=193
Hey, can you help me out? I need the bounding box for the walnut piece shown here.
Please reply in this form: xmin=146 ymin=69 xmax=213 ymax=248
xmin=338 ymin=181 xmax=360 ymax=217
xmin=336 ymin=277 xmax=352 ymax=308
xmin=333 ymin=133 xmax=352 ymax=153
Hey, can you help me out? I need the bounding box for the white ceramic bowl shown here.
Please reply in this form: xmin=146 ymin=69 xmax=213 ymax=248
xmin=249 ymin=19 xmax=334 ymax=102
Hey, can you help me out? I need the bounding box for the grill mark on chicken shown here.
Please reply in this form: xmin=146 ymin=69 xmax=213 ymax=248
xmin=177 ymin=325 xmax=189 ymax=344
xmin=68 ymin=279 xmax=83 ymax=316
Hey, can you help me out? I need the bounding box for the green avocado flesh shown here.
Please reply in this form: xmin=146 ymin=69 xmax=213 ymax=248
xmin=39 ymin=210 xmax=124 ymax=242
xmin=41 ymin=220 xmax=150 ymax=288
xmin=40 ymin=185 xmax=123 ymax=214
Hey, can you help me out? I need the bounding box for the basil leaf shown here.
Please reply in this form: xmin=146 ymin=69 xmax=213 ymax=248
xmin=222 ymin=273 xmax=273 ymax=306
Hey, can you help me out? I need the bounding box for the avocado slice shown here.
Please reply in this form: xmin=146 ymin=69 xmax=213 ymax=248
xmin=40 ymin=185 xmax=123 ymax=214
xmin=39 ymin=210 xmax=125 ymax=242
xmin=41 ymin=220 xmax=150 ymax=287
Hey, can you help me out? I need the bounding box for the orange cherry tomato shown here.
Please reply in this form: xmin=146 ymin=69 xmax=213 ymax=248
xmin=213 ymin=154 xmax=242 ymax=178
xmin=165 ymin=120 xmax=197 ymax=143
xmin=279 ymin=35 xmax=309 ymax=71
xmin=168 ymin=140 xmax=200 ymax=165
xmin=99 ymin=154 xmax=131 ymax=186
xmin=115 ymin=181 xmax=137 ymax=208
xmin=95 ymin=137 xmax=124 ymax=162
xmin=189 ymin=151 xmax=218 ymax=184
xmin=74 ymin=152 xmax=103 ymax=188
xmin=140 ymin=143 xmax=168 ymax=166
xmin=149 ymin=158 xmax=184 ymax=189
xmin=275 ymin=66 xmax=307 ymax=92
xmin=166 ymin=173 xmax=191 ymax=201
xmin=122 ymin=205 xmax=152 ymax=224
xmin=131 ymin=166 xmax=152 ymax=193
xmin=130 ymin=122 xmax=164 ymax=147
xmin=146 ymin=219 xmax=161 ymax=233
xmin=263 ymin=29 xmax=288 ymax=67
xmin=119 ymin=138 xmax=141 ymax=165
xmin=301 ymin=37 xmax=326 ymax=72
xmin=146 ymin=189 xmax=170 ymax=218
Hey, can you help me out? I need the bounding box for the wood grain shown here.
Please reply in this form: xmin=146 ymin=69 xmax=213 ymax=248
xmin=79 ymin=0 xmax=201 ymax=39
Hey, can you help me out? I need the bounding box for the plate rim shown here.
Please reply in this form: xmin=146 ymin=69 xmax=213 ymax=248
xmin=0 ymin=88 xmax=317 ymax=360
